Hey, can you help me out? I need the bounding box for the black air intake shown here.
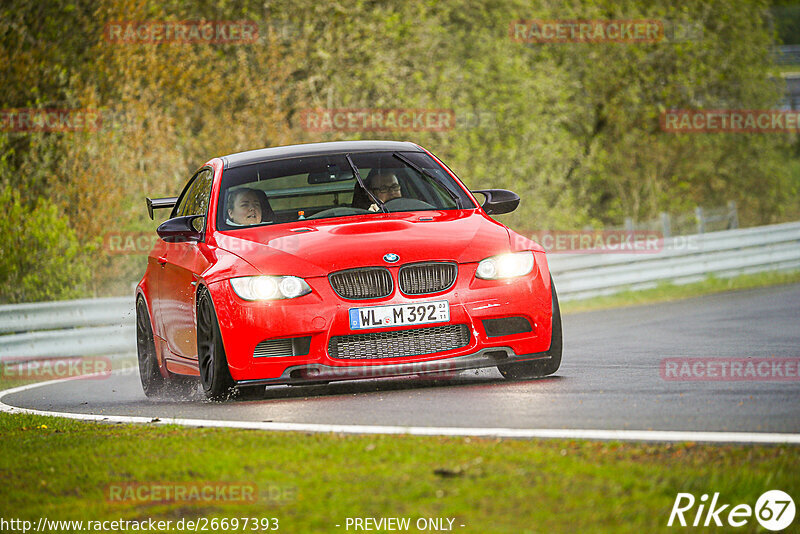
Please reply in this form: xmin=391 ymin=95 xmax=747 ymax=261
xmin=329 ymin=324 xmax=470 ymax=359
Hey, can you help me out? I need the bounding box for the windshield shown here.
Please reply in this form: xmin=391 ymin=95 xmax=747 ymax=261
xmin=216 ymin=151 xmax=476 ymax=230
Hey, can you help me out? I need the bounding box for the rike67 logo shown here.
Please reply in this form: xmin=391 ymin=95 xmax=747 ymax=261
xmin=668 ymin=490 xmax=795 ymax=531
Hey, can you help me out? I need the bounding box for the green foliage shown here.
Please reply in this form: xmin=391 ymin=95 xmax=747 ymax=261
xmin=0 ymin=184 xmax=95 ymax=303
xmin=771 ymin=1 xmax=800 ymax=44
xmin=1 ymin=0 xmax=798 ymax=298
xmin=279 ymin=0 xmax=796 ymax=230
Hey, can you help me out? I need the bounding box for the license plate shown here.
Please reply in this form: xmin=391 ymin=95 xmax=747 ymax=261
xmin=349 ymin=300 xmax=450 ymax=330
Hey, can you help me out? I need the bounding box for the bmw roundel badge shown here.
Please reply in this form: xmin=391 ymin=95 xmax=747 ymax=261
xmin=383 ymin=253 xmax=400 ymax=263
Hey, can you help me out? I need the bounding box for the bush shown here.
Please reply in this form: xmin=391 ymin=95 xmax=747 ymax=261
xmin=0 ymin=186 xmax=95 ymax=303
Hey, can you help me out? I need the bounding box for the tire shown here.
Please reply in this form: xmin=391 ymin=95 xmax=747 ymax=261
xmin=136 ymin=296 xmax=165 ymax=397
xmin=498 ymin=276 xmax=562 ymax=380
xmin=196 ymin=288 xmax=236 ymax=400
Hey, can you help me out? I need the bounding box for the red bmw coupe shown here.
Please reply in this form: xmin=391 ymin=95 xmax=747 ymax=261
xmin=136 ymin=141 xmax=561 ymax=400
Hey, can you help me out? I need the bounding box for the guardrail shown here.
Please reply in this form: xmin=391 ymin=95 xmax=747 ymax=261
xmin=0 ymin=298 xmax=135 ymax=360
xmin=1 ymin=221 xmax=799 ymax=360
xmin=549 ymin=221 xmax=800 ymax=300
xmin=776 ymin=45 xmax=800 ymax=65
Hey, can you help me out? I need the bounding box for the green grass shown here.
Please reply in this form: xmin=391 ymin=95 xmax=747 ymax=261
xmin=0 ymin=413 xmax=797 ymax=533
xmin=560 ymin=270 xmax=800 ymax=314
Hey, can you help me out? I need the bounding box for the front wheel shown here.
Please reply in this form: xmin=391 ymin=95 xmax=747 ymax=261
xmin=197 ymin=288 xmax=236 ymax=400
xmin=497 ymin=276 xmax=562 ymax=380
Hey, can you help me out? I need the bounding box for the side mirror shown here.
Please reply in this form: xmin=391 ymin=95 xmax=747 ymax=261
xmin=471 ymin=189 xmax=520 ymax=215
xmin=157 ymin=215 xmax=204 ymax=242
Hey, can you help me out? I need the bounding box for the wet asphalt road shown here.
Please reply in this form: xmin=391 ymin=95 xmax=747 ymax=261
xmin=4 ymin=284 xmax=800 ymax=433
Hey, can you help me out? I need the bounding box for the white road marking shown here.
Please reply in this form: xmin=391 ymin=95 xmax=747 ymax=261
xmin=2 ymin=371 xmax=800 ymax=444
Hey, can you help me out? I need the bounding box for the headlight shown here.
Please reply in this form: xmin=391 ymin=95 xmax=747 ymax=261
xmin=229 ymin=276 xmax=312 ymax=300
xmin=475 ymin=251 xmax=534 ymax=280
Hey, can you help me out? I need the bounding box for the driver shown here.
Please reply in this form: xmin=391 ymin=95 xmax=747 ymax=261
xmin=226 ymin=188 xmax=262 ymax=226
xmin=366 ymin=171 xmax=402 ymax=210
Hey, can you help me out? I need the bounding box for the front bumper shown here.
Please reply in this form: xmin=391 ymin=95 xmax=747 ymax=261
xmin=236 ymin=347 xmax=553 ymax=386
xmin=208 ymin=253 xmax=553 ymax=382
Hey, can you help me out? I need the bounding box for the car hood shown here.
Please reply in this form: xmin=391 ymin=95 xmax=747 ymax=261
xmin=212 ymin=210 xmax=514 ymax=278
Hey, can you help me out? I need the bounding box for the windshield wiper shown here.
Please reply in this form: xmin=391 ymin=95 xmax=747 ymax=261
xmin=392 ymin=152 xmax=462 ymax=209
xmin=346 ymin=153 xmax=387 ymax=213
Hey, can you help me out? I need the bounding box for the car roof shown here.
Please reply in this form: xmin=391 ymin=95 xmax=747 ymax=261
xmin=221 ymin=141 xmax=424 ymax=169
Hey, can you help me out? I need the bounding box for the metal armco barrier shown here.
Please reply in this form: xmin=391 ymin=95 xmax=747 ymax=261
xmin=0 ymin=298 xmax=135 ymax=360
xmin=549 ymin=221 xmax=800 ymax=300
xmin=1 ymin=221 xmax=799 ymax=360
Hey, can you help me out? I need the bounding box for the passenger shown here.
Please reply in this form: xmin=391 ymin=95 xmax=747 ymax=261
xmin=226 ymin=188 xmax=263 ymax=226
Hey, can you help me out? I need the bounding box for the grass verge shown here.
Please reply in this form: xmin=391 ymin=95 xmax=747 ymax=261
xmin=0 ymin=412 xmax=797 ymax=533
xmin=560 ymin=270 xmax=800 ymax=314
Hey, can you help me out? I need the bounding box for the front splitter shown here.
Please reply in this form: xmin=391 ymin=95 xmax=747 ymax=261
xmin=236 ymin=347 xmax=551 ymax=387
